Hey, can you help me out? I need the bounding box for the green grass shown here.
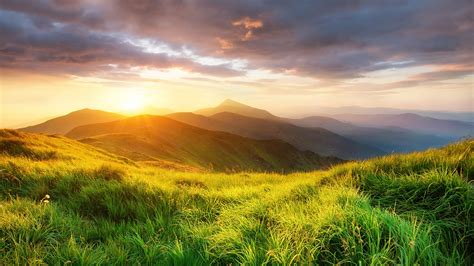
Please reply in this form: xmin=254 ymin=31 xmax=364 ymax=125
xmin=0 ymin=129 xmax=472 ymax=265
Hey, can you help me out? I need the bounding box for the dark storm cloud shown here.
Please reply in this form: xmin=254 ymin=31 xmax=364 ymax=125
xmin=0 ymin=0 xmax=472 ymax=81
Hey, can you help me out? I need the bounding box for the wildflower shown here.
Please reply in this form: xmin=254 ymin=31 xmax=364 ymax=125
xmin=40 ymin=194 xmax=51 ymax=204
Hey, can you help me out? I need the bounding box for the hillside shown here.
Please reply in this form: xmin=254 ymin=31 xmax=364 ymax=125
xmin=66 ymin=115 xmax=341 ymax=172
xmin=290 ymin=116 xmax=452 ymax=153
xmin=168 ymin=112 xmax=383 ymax=159
xmin=18 ymin=109 xmax=125 ymax=135
xmin=333 ymin=113 xmax=473 ymax=137
xmin=0 ymin=129 xmax=472 ymax=264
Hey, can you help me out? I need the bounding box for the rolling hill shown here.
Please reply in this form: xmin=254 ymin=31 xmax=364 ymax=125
xmin=332 ymin=113 xmax=473 ymax=137
xmin=18 ymin=109 xmax=125 ymax=135
xmin=168 ymin=112 xmax=383 ymax=159
xmin=66 ymin=115 xmax=342 ymax=172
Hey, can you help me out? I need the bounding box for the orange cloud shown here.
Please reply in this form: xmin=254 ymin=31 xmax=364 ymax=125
xmin=232 ymin=17 xmax=263 ymax=41
xmin=232 ymin=17 xmax=263 ymax=29
xmin=216 ymin=37 xmax=234 ymax=50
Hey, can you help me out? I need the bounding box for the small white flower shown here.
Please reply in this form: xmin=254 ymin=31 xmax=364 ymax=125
xmin=40 ymin=194 xmax=51 ymax=204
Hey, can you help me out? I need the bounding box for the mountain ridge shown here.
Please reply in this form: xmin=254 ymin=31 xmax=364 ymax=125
xmin=169 ymin=111 xmax=383 ymax=159
xmin=19 ymin=109 xmax=125 ymax=135
xmin=195 ymin=99 xmax=279 ymax=120
xmin=189 ymin=99 xmax=454 ymax=154
xmin=66 ymin=115 xmax=343 ymax=172
xmin=332 ymin=113 xmax=473 ymax=137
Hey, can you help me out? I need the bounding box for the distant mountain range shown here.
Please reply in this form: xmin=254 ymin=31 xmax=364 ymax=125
xmin=301 ymin=105 xmax=474 ymax=123
xmin=14 ymin=99 xmax=472 ymax=170
xmin=288 ymin=116 xmax=453 ymax=153
xmin=187 ymin=100 xmax=459 ymax=153
xmin=331 ymin=113 xmax=473 ymax=138
xmin=66 ymin=115 xmax=341 ymax=172
xmin=168 ymin=112 xmax=383 ymax=159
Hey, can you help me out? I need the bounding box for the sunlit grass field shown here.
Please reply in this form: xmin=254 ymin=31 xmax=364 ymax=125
xmin=0 ymin=129 xmax=472 ymax=265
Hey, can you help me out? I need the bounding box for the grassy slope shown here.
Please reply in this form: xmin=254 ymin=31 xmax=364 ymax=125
xmin=66 ymin=115 xmax=340 ymax=172
xmin=0 ymin=129 xmax=473 ymax=265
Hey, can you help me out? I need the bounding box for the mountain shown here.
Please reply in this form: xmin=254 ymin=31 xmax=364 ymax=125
xmin=18 ymin=109 xmax=125 ymax=135
xmin=66 ymin=115 xmax=342 ymax=172
xmin=289 ymin=116 xmax=452 ymax=153
xmin=332 ymin=113 xmax=473 ymax=137
xmin=287 ymin=116 xmax=352 ymax=133
xmin=190 ymin=99 xmax=452 ymax=155
xmin=195 ymin=99 xmax=279 ymax=120
xmin=168 ymin=112 xmax=383 ymax=159
xmin=295 ymin=105 xmax=474 ymax=123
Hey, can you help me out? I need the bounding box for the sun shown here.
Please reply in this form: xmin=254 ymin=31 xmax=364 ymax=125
xmin=118 ymin=91 xmax=146 ymax=114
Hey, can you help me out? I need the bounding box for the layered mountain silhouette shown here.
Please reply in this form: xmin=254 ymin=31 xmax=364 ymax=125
xmin=289 ymin=116 xmax=452 ymax=153
xmin=189 ymin=99 xmax=455 ymax=154
xmin=19 ymin=109 xmax=125 ymax=135
xmin=169 ymin=112 xmax=382 ymax=159
xmin=332 ymin=113 xmax=473 ymax=137
xmin=17 ymin=99 xmax=466 ymax=166
xmin=66 ymin=115 xmax=342 ymax=172
xmin=309 ymin=105 xmax=474 ymax=122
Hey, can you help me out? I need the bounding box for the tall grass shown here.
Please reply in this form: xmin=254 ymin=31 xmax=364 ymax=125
xmin=0 ymin=130 xmax=472 ymax=264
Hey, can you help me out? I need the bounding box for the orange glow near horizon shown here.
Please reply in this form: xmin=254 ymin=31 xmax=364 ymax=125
xmin=117 ymin=90 xmax=147 ymax=114
xmin=1 ymin=67 xmax=473 ymax=129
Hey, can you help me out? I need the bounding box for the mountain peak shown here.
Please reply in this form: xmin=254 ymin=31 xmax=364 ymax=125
xmin=69 ymin=108 xmax=98 ymax=114
xmin=195 ymin=99 xmax=280 ymax=120
xmin=219 ymin=99 xmax=248 ymax=107
xmin=397 ymin=113 xmax=423 ymax=119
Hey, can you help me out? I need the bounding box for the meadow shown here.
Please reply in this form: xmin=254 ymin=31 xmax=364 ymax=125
xmin=0 ymin=129 xmax=472 ymax=265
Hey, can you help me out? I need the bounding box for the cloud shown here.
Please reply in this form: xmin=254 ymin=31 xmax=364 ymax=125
xmin=232 ymin=17 xmax=263 ymax=29
xmin=216 ymin=37 xmax=234 ymax=50
xmin=232 ymin=17 xmax=263 ymax=41
xmin=0 ymin=8 xmax=243 ymax=78
xmin=0 ymin=0 xmax=472 ymax=81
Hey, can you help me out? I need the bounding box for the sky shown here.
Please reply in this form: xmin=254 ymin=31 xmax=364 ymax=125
xmin=0 ymin=0 xmax=473 ymax=127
